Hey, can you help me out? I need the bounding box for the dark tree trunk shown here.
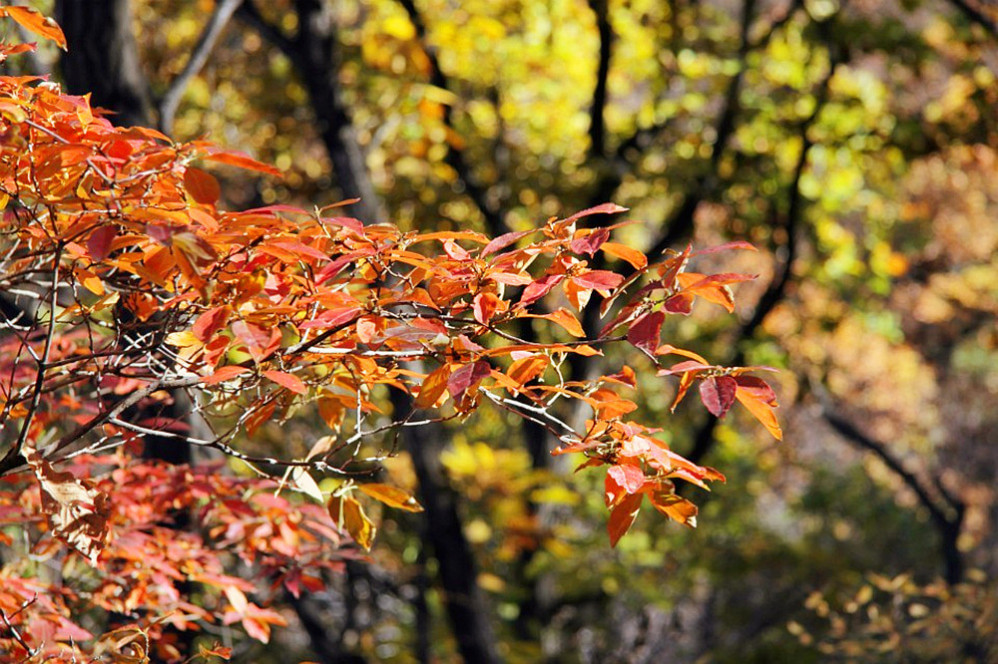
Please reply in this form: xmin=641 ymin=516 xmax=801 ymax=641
xmin=290 ymin=0 xmax=386 ymax=223
xmin=391 ymin=390 xmax=501 ymax=664
xmin=56 ymin=0 xmax=155 ymax=128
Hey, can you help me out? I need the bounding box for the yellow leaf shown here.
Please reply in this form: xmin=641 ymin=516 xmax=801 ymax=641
xmin=358 ymin=483 xmax=424 ymax=512
xmin=414 ymin=363 xmax=451 ymax=409
xmin=735 ymin=388 xmax=783 ymax=440
xmin=165 ymin=330 xmax=201 ymax=348
xmin=328 ymin=495 xmax=376 ymax=551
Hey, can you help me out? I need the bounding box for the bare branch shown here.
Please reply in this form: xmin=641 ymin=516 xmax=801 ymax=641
xmin=158 ymin=0 xmax=244 ymax=134
xmin=944 ymin=0 xmax=998 ymax=38
xmin=235 ymin=0 xmax=294 ymax=55
xmin=813 ymin=383 xmax=966 ymax=583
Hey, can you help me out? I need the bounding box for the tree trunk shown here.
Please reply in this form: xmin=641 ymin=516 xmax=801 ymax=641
xmin=291 ymin=0 xmax=386 ymax=223
xmin=391 ymin=390 xmax=501 ymax=664
xmin=56 ymin=0 xmax=155 ymax=128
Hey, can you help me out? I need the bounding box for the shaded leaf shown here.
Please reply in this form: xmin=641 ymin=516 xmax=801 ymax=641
xmin=415 ymin=363 xmax=453 ymax=409
xmin=608 ymin=492 xmax=643 ymax=547
xmin=627 ymin=311 xmax=664 ymax=357
xmin=447 ymin=360 xmax=491 ymax=398
xmin=570 ymin=227 xmax=611 ymax=256
xmin=699 ymin=375 xmax=738 ymax=417
xmin=328 ymin=495 xmax=376 ymax=551
xmin=184 ymin=166 xmax=221 ymax=205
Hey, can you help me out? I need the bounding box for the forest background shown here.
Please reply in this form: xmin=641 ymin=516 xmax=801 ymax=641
xmin=1 ymin=0 xmax=997 ymax=661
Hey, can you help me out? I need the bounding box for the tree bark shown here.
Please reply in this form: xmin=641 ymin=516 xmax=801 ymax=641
xmin=290 ymin=0 xmax=386 ymax=222
xmin=56 ymin=0 xmax=155 ymax=128
xmin=391 ymin=390 xmax=501 ymax=664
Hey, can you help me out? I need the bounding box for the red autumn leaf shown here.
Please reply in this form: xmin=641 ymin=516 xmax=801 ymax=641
xmin=442 ymin=238 xmax=471 ymax=260
xmin=657 ymin=360 xmax=714 ymax=376
xmin=690 ymin=240 xmax=757 ymax=256
xmin=698 ymin=375 xmax=738 ymax=417
xmin=519 ymin=274 xmax=564 ymax=306
xmin=192 ymin=306 xmax=229 ymax=342
xmin=447 ymin=360 xmax=491 ymax=399
xmin=732 ymin=375 xmax=778 ymax=403
xmin=608 ymin=492 xmax=643 ymax=547
xmin=663 ymin=292 xmax=694 ymax=314
xmin=572 ymin=270 xmax=624 ymax=291
xmin=564 ymin=202 xmax=628 ymax=223
xmin=262 ymin=370 xmax=307 ymax=395
xmin=299 ymin=306 xmax=362 ymax=330
xmin=627 ymin=310 xmax=664 ymax=357
xmin=232 ymin=320 xmax=281 ymax=362
xmin=473 ymin=292 xmax=501 ymax=325
xmin=202 ymin=365 xmax=249 ymax=384
xmin=570 ymin=227 xmax=611 ymax=256
xmin=267 ymin=240 xmax=331 ymax=262
xmin=86 ymin=225 xmax=117 ymax=261
xmin=606 ymin=464 xmax=647 ymax=507
xmin=184 ymin=166 xmax=221 ymax=205
xmin=480 ymin=229 xmax=534 ymax=257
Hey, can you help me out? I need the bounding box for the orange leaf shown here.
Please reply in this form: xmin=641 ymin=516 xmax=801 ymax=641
xmin=204 ymin=149 xmax=282 ymax=177
xmin=473 ymin=292 xmax=502 ymax=325
xmin=202 ymin=365 xmax=249 ymax=384
xmin=650 ymin=492 xmax=698 ymax=527
xmin=184 ymin=166 xmax=221 ymax=205
xmin=415 ymin=363 xmax=451 ymax=409
xmin=608 ymin=492 xmax=642 ymax=547
xmin=540 ymin=308 xmax=585 ymax=338
xmin=262 ymin=370 xmax=307 ymax=395
xmin=734 ymin=385 xmax=782 ymax=440
xmin=328 ymin=495 xmax=376 ymax=551
xmin=600 ymin=241 xmax=647 ymax=269
xmin=192 ymin=306 xmax=229 ymax=342
xmin=317 ymin=396 xmax=345 ymax=429
xmin=507 ymin=355 xmax=549 ymax=386
xmin=2 ymin=7 xmax=67 ymax=50
xmin=670 ymin=371 xmax=698 ymax=412
xmin=358 ymin=483 xmax=424 ymax=512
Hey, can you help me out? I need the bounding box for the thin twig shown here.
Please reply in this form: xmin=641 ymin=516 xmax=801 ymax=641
xmin=158 ymin=0 xmax=245 ymax=133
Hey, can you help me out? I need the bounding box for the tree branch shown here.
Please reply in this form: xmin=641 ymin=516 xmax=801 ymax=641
xmin=815 ymin=386 xmax=966 ymax=583
xmin=644 ymin=0 xmax=758 ymax=259
xmin=235 ymin=0 xmax=295 ymax=54
xmin=587 ymin=0 xmax=613 ymax=160
xmin=682 ymin=20 xmax=841 ymax=470
xmin=945 ymin=0 xmax=998 ymax=38
xmin=158 ymin=0 xmax=244 ymax=134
